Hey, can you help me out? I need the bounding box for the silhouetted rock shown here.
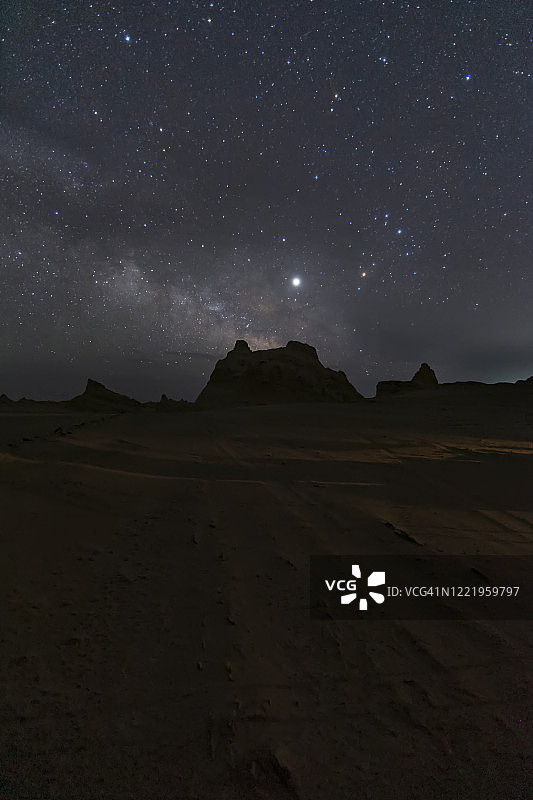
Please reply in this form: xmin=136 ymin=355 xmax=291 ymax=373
xmin=68 ymin=379 xmax=140 ymax=411
xmin=411 ymin=363 xmax=438 ymax=389
xmin=195 ymin=340 xmax=362 ymax=407
xmin=375 ymin=381 xmax=406 ymax=397
xmin=0 ymin=393 xmax=13 ymax=404
xmin=234 ymin=340 xmax=251 ymax=353
xmin=438 ymin=378 xmax=533 ymax=406
xmin=376 ymin=363 xmax=439 ymax=398
xmin=144 ymin=393 xmax=193 ymax=411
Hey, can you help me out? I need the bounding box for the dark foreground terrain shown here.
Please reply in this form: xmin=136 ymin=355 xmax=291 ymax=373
xmin=1 ymin=396 xmax=532 ymax=798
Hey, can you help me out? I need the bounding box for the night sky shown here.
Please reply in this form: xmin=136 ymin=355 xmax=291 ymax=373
xmin=1 ymin=1 xmax=531 ymax=400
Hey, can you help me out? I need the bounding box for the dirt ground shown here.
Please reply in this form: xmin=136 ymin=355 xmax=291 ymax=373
xmin=1 ymin=398 xmax=531 ymax=798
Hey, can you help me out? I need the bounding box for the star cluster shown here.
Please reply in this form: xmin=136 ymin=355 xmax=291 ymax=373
xmin=1 ymin=1 xmax=531 ymax=399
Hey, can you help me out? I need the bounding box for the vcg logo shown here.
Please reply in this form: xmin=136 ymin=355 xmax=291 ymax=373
xmin=325 ymin=564 xmax=386 ymax=611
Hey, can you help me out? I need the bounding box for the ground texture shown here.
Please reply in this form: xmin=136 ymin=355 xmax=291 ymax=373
xmin=1 ymin=399 xmax=531 ymax=798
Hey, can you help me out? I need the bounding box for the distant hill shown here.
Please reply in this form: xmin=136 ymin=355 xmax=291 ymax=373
xmin=376 ymin=363 xmax=439 ymax=398
xmin=375 ymin=363 xmax=533 ymax=403
xmin=66 ymin=379 xmax=141 ymax=412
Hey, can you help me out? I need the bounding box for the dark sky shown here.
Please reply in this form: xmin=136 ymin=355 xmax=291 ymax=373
xmin=1 ymin=0 xmax=531 ymax=400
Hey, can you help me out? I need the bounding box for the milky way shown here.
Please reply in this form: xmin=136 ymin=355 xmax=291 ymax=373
xmin=1 ymin=1 xmax=531 ymax=400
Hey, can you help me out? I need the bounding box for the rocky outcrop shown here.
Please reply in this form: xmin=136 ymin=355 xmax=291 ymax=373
xmin=195 ymin=340 xmax=362 ymax=407
xmin=68 ymin=379 xmax=140 ymax=412
xmin=376 ymin=363 xmax=439 ymax=398
xmin=411 ymin=363 xmax=438 ymax=389
xmin=144 ymin=393 xmax=193 ymax=411
xmin=438 ymin=378 xmax=533 ymax=403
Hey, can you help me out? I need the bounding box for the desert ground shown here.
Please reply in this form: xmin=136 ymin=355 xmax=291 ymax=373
xmin=1 ymin=395 xmax=532 ymax=798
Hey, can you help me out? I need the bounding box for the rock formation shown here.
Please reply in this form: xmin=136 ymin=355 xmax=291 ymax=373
xmin=376 ymin=362 xmax=439 ymax=398
xmin=68 ymin=379 xmax=140 ymax=412
xmin=515 ymin=375 xmax=533 ymax=386
xmin=144 ymin=394 xmax=192 ymax=411
xmin=411 ymin=362 xmax=439 ymax=389
xmin=195 ymin=340 xmax=362 ymax=407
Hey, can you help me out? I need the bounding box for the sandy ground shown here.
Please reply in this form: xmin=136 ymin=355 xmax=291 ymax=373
xmin=1 ymin=399 xmax=532 ymax=799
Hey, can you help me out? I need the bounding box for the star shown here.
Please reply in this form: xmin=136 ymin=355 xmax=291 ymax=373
xmin=0 ymin=0 xmax=528 ymax=401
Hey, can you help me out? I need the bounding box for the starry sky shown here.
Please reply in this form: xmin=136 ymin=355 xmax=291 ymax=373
xmin=1 ymin=0 xmax=531 ymax=400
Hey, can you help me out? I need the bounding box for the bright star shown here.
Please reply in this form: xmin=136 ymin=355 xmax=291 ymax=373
xmin=292 ymin=277 xmax=301 ymax=287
